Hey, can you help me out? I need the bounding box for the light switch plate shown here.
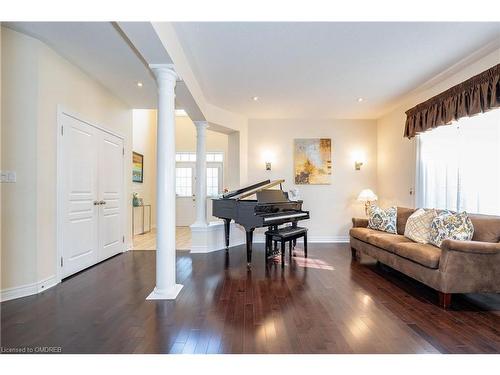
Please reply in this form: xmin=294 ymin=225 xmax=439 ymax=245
xmin=7 ymin=171 xmax=16 ymax=183
xmin=0 ymin=171 xmax=16 ymax=183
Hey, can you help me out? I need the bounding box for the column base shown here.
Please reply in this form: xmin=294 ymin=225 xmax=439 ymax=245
xmin=146 ymin=284 xmax=183 ymax=300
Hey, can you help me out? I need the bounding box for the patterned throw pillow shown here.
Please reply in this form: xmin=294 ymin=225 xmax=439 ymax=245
xmin=404 ymin=208 xmax=437 ymax=244
xmin=429 ymin=212 xmax=474 ymax=248
xmin=368 ymin=205 xmax=397 ymax=234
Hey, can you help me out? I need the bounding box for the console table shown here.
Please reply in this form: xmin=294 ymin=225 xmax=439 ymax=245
xmin=132 ymin=204 xmax=152 ymax=235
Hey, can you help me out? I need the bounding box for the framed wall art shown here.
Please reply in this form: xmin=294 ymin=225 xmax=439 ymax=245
xmin=294 ymin=138 xmax=332 ymax=184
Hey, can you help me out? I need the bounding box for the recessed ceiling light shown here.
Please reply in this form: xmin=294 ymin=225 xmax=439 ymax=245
xmin=137 ymin=81 xmax=143 ymax=87
xmin=252 ymin=96 xmax=259 ymax=101
xmin=357 ymin=97 xmax=364 ymax=102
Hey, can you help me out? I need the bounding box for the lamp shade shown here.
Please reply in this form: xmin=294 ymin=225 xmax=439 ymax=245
xmin=357 ymin=189 xmax=378 ymax=202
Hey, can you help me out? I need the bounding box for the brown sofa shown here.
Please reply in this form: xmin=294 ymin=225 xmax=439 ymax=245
xmin=349 ymin=207 xmax=500 ymax=308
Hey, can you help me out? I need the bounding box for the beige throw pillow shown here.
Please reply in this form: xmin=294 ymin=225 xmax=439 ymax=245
xmin=404 ymin=208 xmax=437 ymax=244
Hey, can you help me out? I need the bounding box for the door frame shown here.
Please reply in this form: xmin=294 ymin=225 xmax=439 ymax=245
xmin=56 ymin=106 xmax=126 ymax=283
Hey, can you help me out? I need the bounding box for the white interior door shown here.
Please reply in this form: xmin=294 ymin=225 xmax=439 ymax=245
xmin=61 ymin=112 xmax=124 ymax=278
xmin=98 ymin=132 xmax=124 ymax=261
xmin=61 ymin=114 xmax=99 ymax=278
xmin=175 ymin=163 xmax=196 ymax=226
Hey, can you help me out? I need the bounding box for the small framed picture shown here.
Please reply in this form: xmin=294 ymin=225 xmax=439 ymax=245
xmin=132 ymin=152 xmax=144 ymax=183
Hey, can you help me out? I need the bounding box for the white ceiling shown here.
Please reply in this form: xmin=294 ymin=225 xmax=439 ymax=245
xmin=173 ymin=22 xmax=500 ymax=119
xmin=5 ymin=22 xmax=162 ymax=109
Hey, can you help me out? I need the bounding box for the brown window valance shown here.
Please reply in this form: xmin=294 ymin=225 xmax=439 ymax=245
xmin=404 ymin=63 xmax=500 ymax=139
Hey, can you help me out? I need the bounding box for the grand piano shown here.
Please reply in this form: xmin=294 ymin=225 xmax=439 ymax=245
xmin=212 ymin=179 xmax=310 ymax=265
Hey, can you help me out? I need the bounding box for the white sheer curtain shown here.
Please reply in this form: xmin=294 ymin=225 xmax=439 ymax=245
xmin=416 ymin=109 xmax=500 ymax=215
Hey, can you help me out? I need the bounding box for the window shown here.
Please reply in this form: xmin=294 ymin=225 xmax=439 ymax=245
xmin=206 ymin=153 xmax=223 ymax=162
xmin=416 ymin=109 xmax=500 ymax=215
xmin=175 ymin=152 xmax=223 ymax=162
xmin=175 ymin=167 xmax=192 ymax=197
xmin=206 ymin=167 xmax=219 ymax=196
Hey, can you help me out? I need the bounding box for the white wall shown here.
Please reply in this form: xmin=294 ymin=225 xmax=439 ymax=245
xmin=132 ymin=109 xmax=157 ymax=232
xmin=1 ymin=27 xmax=133 ymax=296
xmin=377 ymin=48 xmax=500 ymax=208
xmin=247 ymin=119 xmax=377 ymax=240
xmin=2 ymin=28 xmax=42 ymax=292
xmin=226 ymin=131 xmax=241 ymax=190
xmin=131 ymin=109 xmax=229 ymax=228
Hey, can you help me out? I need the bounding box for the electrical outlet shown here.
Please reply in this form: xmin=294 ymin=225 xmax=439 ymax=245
xmin=0 ymin=171 xmax=7 ymax=183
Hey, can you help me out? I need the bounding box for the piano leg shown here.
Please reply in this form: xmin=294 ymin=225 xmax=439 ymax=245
xmin=245 ymin=228 xmax=254 ymax=266
xmin=292 ymin=222 xmax=297 ymax=249
xmin=281 ymin=239 xmax=286 ymax=268
xmin=223 ymin=218 xmax=231 ymax=251
xmin=273 ymin=225 xmax=278 ymax=254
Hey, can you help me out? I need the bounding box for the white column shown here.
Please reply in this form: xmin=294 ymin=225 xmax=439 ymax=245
xmin=192 ymin=121 xmax=208 ymax=227
xmin=147 ymin=64 xmax=183 ymax=300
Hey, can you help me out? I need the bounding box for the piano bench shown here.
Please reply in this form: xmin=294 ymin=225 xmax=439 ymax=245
xmin=264 ymin=226 xmax=308 ymax=267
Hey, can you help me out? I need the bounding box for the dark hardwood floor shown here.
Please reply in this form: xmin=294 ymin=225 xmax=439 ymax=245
xmin=1 ymin=243 xmax=499 ymax=354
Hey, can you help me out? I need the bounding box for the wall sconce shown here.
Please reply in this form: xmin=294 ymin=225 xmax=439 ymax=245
xmin=352 ymin=150 xmax=366 ymax=171
xmin=262 ymin=150 xmax=275 ymax=171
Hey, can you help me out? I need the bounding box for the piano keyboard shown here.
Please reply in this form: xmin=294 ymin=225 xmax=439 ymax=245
xmin=263 ymin=212 xmax=309 ymax=222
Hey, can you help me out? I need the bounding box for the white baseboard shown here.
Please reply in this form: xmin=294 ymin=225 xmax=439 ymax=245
xmin=1 ymin=275 xmax=59 ymax=302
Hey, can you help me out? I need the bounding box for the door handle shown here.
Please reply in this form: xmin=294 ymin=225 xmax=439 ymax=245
xmin=93 ymin=200 xmax=99 ymax=206
xmin=99 ymin=200 xmax=106 ymax=205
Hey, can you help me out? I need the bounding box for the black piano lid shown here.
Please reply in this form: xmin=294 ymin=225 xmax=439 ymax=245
xmin=222 ymin=179 xmax=285 ymax=200
xmin=222 ymin=179 xmax=270 ymax=199
xmin=256 ymin=189 xmax=288 ymax=203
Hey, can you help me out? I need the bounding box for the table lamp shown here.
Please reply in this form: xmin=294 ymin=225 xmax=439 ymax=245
xmin=357 ymin=189 xmax=378 ymax=215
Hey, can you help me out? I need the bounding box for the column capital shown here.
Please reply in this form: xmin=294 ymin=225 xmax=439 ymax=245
xmin=149 ymin=64 xmax=179 ymax=83
xmin=193 ymin=120 xmax=209 ymax=129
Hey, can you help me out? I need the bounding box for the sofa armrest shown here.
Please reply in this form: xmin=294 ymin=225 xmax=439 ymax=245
xmin=352 ymin=217 xmax=368 ymax=228
xmin=441 ymin=239 xmax=500 ymax=254
xmin=438 ymin=239 xmax=500 ymax=293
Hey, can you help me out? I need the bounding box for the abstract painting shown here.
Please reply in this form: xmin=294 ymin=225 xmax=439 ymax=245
xmin=294 ymin=138 xmax=332 ymax=184
xmin=132 ymin=152 xmax=144 ymax=183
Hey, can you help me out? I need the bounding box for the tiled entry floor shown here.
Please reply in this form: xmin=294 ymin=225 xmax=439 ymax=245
xmin=133 ymin=227 xmax=191 ymax=251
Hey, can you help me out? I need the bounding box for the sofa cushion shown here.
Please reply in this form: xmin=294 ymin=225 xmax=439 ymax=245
xmin=367 ymin=205 xmax=397 ymax=234
xmin=404 ymin=208 xmax=437 ymax=244
xmin=392 ymin=242 xmax=442 ymax=269
xmin=366 ymin=232 xmax=413 ymax=251
xmin=349 ymin=227 xmax=381 ymax=242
